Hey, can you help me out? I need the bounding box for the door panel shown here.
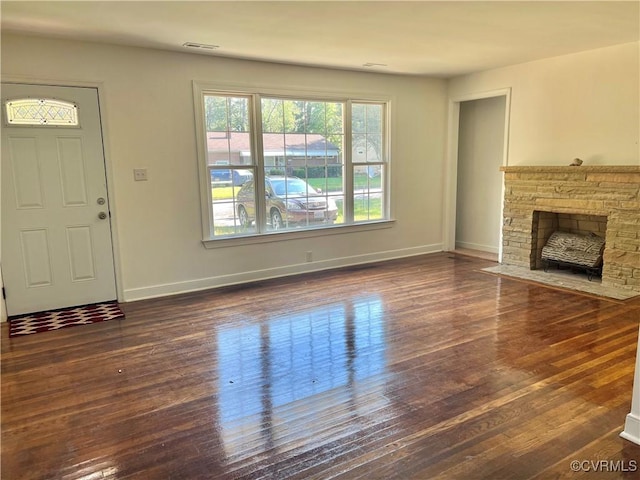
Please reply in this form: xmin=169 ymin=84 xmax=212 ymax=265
xmin=66 ymin=226 xmax=96 ymax=282
xmin=1 ymin=84 xmax=116 ymax=316
xmin=9 ymin=136 xmax=44 ymax=208
xmin=20 ymin=229 xmax=53 ymax=287
xmin=58 ymin=137 xmax=89 ymax=206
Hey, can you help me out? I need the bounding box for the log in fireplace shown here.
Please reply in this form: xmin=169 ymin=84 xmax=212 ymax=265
xmin=541 ymin=231 xmax=605 ymax=281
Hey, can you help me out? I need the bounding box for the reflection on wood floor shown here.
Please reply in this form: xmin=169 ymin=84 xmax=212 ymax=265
xmin=2 ymin=252 xmax=639 ymax=479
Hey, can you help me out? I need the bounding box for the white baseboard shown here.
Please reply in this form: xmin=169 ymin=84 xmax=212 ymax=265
xmin=454 ymin=241 xmax=499 ymax=254
xmin=123 ymin=244 xmax=443 ymax=302
xmin=620 ymin=413 xmax=640 ymax=445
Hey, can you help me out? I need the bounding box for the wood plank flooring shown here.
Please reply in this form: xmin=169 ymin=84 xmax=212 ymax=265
xmin=2 ymin=253 xmax=639 ymax=479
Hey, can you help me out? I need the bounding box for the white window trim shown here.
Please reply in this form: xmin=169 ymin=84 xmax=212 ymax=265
xmin=202 ymin=219 xmax=395 ymax=249
xmin=192 ymin=81 xmax=393 ymax=245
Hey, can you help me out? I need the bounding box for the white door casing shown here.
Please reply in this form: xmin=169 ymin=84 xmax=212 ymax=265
xmin=1 ymin=84 xmax=116 ymax=316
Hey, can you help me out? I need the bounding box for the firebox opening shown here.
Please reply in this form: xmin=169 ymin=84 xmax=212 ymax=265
xmin=531 ymin=211 xmax=608 ymax=276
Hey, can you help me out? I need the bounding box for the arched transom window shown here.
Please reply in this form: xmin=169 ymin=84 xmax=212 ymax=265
xmin=5 ymin=98 xmax=79 ymax=126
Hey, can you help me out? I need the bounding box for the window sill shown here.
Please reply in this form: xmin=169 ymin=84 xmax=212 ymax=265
xmin=202 ymin=219 xmax=396 ymax=249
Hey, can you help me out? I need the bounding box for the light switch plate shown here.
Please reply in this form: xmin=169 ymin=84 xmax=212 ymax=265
xmin=133 ymin=168 xmax=148 ymax=181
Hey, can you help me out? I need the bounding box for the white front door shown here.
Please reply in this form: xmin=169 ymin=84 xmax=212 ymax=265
xmin=1 ymin=84 xmax=116 ymax=316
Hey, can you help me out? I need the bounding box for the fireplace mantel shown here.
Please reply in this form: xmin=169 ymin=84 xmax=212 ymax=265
xmin=501 ymin=165 xmax=639 ymax=174
xmin=500 ymin=165 xmax=640 ymax=292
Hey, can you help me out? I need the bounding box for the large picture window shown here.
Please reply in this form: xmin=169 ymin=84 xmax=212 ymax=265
xmin=194 ymin=86 xmax=389 ymax=241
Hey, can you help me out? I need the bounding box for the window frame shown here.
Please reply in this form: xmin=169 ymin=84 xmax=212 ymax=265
xmin=192 ymin=81 xmax=394 ymax=247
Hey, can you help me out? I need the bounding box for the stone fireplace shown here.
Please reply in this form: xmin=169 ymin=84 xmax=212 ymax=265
xmin=501 ymin=166 xmax=640 ymax=293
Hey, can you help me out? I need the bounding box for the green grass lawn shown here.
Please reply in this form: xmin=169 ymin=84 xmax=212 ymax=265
xmin=307 ymin=174 xmax=381 ymax=192
xmin=214 ymin=196 xmax=382 ymax=235
xmin=335 ymin=197 xmax=382 ymax=223
xmin=212 ymin=186 xmax=236 ymax=200
xmin=213 ymin=175 xmax=380 ymax=201
xmin=212 ymin=173 xmax=383 ymax=227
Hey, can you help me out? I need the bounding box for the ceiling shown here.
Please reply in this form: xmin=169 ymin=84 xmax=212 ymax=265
xmin=1 ymin=1 xmax=638 ymax=77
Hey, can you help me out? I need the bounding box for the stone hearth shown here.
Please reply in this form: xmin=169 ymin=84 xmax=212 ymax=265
xmin=501 ymin=166 xmax=640 ymax=293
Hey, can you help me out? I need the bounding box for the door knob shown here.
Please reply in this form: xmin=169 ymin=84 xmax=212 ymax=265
xmin=98 ymin=212 xmax=108 ymax=220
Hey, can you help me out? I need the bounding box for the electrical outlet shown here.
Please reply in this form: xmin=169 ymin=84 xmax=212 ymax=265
xmin=133 ymin=168 xmax=148 ymax=181
xmin=306 ymin=251 xmax=313 ymax=262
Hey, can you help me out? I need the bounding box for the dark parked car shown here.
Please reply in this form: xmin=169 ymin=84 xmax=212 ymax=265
xmin=210 ymin=168 xmax=253 ymax=186
xmin=237 ymin=176 xmax=338 ymax=230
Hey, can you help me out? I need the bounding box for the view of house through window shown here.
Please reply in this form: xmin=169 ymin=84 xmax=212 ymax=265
xmin=201 ymin=91 xmax=388 ymax=238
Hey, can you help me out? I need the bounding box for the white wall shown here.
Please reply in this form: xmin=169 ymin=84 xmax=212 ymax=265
xmin=449 ymin=42 xmax=640 ymax=166
xmin=455 ymin=96 xmax=506 ymax=253
xmin=1 ymin=34 xmax=448 ymax=302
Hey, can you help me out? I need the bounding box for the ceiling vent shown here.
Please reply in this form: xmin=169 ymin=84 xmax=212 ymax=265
xmin=183 ymin=42 xmax=219 ymax=50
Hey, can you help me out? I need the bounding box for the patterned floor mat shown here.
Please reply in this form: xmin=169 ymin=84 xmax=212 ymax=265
xmin=9 ymin=302 xmax=125 ymax=337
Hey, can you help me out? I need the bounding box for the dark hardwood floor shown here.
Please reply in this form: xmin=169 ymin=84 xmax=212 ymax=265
xmin=2 ymin=253 xmax=639 ymax=479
